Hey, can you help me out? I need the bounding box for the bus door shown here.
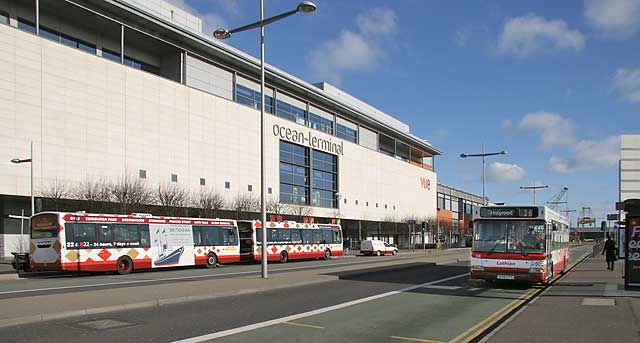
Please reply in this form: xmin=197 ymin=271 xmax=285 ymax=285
xmin=238 ymin=221 xmax=254 ymax=260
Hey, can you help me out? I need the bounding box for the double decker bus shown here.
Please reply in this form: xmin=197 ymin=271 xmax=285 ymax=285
xmin=470 ymin=206 xmax=570 ymax=284
xmin=29 ymin=212 xmax=240 ymax=274
xmin=237 ymin=220 xmax=343 ymax=263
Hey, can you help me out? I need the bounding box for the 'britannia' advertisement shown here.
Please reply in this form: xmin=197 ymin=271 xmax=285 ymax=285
xmin=149 ymin=224 xmax=195 ymax=268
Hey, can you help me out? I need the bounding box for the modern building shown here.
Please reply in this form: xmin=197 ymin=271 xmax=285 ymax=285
xmin=436 ymin=183 xmax=486 ymax=247
xmin=0 ymin=0 xmax=441 ymax=256
xmin=620 ymin=135 xmax=640 ymax=222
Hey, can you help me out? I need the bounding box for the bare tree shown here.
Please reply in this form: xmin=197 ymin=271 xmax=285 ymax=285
xmin=266 ymin=196 xmax=291 ymax=216
xmin=289 ymin=202 xmax=312 ymax=222
xmin=74 ymin=178 xmax=113 ymax=213
xmin=110 ymin=174 xmax=152 ymax=214
xmin=156 ymin=183 xmax=188 ymax=216
xmin=231 ymin=192 xmax=260 ymax=219
xmin=192 ymin=188 xmax=225 ymax=218
xmin=38 ymin=179 xmax=70 ymax=211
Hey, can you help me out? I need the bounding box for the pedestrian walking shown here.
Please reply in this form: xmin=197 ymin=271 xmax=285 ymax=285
xmin=601 ymin=234 xmax=617 ymax=271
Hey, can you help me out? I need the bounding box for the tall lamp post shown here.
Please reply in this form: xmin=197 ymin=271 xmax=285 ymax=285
xmin=11 ymin=141 xmax=34 ymax=217
xmin=460 ymin=144 xmax=507 ymax=203
xmin=520 ymin=184 xmax=549 ymax=205
xmin=213 ymin=1 xmax=317 ymax=279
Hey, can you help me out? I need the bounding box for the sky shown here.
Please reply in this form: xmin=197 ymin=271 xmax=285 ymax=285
xmin=168 ymin=0 xmax=640 ymax=224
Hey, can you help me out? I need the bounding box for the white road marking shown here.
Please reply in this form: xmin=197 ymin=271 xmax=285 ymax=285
xmin=0 ymin=255 xmax=468 ymax=296
xmin=172 ymin=273 xmax=470 ymax=343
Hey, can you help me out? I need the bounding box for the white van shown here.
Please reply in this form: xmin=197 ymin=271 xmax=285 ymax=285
xmin=360 ymin=240 xmax=398 ymax=256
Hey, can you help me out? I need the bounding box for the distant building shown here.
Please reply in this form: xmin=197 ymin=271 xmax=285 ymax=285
xmin=436 ymin=184 xmax=486 ymax=246
xmin=620 ymin=135 xmax=640 ymax=220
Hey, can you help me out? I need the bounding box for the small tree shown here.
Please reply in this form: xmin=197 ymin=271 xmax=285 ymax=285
xmin=192 ymin=188 xmax=225 ymax=218
xmin=231 ymin=192 xmax=259 ymax=219
xmin=38 ymin=179 xmax=70 ymax=211
xmin=266 ymin=196 xmax=291 ymax=217
xmin=289 ymin=200 xmax=312 ymax=222
xmin=156 ymin=183 xmax=188 ymax=216
xmin=110 ymin=174 xmax=152 ymax=214
xmin=74 ymin=178 xmax=113 ymax=213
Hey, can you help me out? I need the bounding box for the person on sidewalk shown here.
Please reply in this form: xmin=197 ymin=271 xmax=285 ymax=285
xmin=602 ymin=234 xmax=617 ymax=271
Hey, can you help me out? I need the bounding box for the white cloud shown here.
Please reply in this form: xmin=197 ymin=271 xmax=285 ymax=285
xmin=612 ymin=67 xmax=640 ymax=103
xmin=356 ymin=7 xmax=397 ymax=36
xmin=502 ymin=119 xmax=513 ymax=129
xmin=487 ymin=162 xmax=527 ymax=182
xmin=497 ymin=14 xmax=585 ymax=58
xmin=518 ymin=111 xmax=577 ymax=149
xmin=584 ymin=0 xmax=640 ymax=38
xmin=548 ymin=136 xmax=621 ymax=173
xmin=307 ymin=7 xmax=397 ymax=84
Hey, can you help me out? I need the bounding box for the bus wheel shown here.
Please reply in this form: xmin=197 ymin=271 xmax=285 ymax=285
xmin=280 ymin=251 xmax=288 ymax=263
xmin=116 ymin=256 xmax=133 ymax=275
xmin=392 ymin=250 xmax=397 ymax=256
xmin=376 ymin=250 xmax=381 ymax=256
xmin=324 ymin=249 xmax=331 ymax=260
xmin=206 ymin=253 xmax=218 ymax=268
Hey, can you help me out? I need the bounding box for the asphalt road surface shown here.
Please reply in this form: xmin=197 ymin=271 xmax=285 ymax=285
xmin=0 ymin=246 xmax=592 ymax=343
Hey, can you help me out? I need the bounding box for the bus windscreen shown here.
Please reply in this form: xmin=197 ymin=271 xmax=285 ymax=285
xmin=474 ymin=220 xmax=545 ymax=254
xmin=31 ymin=214 xmax=59 ymax=239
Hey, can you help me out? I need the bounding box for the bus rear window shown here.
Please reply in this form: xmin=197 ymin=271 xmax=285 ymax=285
xmin=31 ymin=214 xmax=59 ymax=239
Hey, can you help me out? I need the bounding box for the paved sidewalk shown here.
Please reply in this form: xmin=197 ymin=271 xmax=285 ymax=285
xmin=0 ymin=249 xmax=469 ymax=328
xmin=486 ymin=255 xmax=640 ymax=343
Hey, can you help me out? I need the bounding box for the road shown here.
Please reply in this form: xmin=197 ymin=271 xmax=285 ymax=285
xmin=0 ymin=246 xmax=592 ymax=343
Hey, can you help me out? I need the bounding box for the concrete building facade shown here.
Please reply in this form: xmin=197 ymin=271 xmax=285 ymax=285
xmin=0 ymin=0 xmax=442 ymax=256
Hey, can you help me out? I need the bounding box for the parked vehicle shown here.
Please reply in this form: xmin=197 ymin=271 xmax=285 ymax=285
xmin=360 ymin=240 xmax=398 ymax=256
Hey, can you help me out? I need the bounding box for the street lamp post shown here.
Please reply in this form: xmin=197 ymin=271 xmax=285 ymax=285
xmin=213 ymin=1 xmax=317 ymax=279
xmin=460 ymin=144 xmax=507 ymax=203
xmin=11 ymin=141 xmax=34 ymax=217
xmin=520 ymin=184 xmax=549 ymax=205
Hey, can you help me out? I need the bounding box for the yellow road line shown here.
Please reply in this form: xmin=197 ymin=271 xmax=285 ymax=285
xmin=448 ymin=288 xmax=537 ymax=343
xmin=281 ymin=321 xmax=324 ymax=329
xmin=390 ymin=335 xmax=448 ymax=343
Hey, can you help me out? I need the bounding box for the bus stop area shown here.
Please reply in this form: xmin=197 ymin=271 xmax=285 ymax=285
xmin=486 ymin=253 xmax=640 ymax=343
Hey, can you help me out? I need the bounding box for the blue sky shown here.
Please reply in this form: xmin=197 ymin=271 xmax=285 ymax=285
xmin=171 ymin=0 xmax=640 ymax=223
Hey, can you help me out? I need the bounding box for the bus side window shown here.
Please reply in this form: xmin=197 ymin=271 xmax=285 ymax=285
xmin=139 ymin=225 xmax=151 ymax=247
xmin=277 ymin=229 xmax=291 ymax=243
xmin=223 ymin=228 xmax=237 ymax=245
xmin=268 ymin=229 xmax=277 ymax=242
xmin=301 ymin=229 xmax=312 ymax=244
xmin=322 ymin=230 xmax=332 ymax=244
xmin=333 ymin=230 xmax=341 ymax=244
xmin=291 ymin=229 xmax=302 ymax=243
xmin=193 ymin=227 xmax=202 ymax=246
xmin=73 ymin=223 xmax=97 ymax=244
xmin=98 ymin=225 xmax=112 ymax=243
xmin=312 ymin=231 xmax=323 ymax=244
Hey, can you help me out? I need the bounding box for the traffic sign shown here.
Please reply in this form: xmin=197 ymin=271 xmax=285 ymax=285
xmin=407 ymin=220 xmax=416 ymax=225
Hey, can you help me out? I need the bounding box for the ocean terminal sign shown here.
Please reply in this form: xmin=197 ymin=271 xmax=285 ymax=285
xmin=273 ymin=123 xmax=344 ymax=155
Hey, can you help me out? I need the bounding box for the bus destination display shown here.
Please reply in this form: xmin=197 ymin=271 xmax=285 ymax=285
xmin=479 ymin=207 xmax=539 ymax=218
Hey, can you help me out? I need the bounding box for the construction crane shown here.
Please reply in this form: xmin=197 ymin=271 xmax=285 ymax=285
xmin=546 ymin=186 xmax=569 ymax=210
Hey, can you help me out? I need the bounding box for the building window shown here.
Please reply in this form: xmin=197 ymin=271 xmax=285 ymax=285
xmin=17 ymin=18 xmax=36 ymax=34
xmin=200 ymin=178 xmax=206 ymax=186
xmin=139 ymin=169 xmax=147 ymax=179
xmin=379 ymin=134 xmax=395 ymax=157
xmin=355 ymin=200 xmax=358 ymax=205
xmin=248 ymin=185 xmax=253 ymax=192
xmin=279 ymin=141 xmax=310 ymax=206
xmin=359 ymin=126 xmax=378 ymax=151
xmin=437 ymin=193 xmax=445 ymax=210
xmin=101 ymin=48 xmax=121 ymax=62
xmin=225 ymin=181 xmax=230 ymax=189
xmin=311 ymin=149 xmax=337 ymax=208
xmin=308 ymin=106 xmax=334 ymax=135
xmin=0 ymin=12 xmax=8 ymax=25
xmin=385 ymin=204 xmax=388 ymax=209
xmin=276 ymin=99 xmax=306 ymax=125
xmin=376 ymin=203 xmax=379 ymax=208
xmin=344 ymin=198 xmax=347 ymax=204
xmin=38 ymin=25 xmax=97 ymax=54
xmin=396 ymin=142 xmax=410 ymax=162
xmin=124 ymin=55 xmax=159 ymax=75
xmin=235 ymin=84 xmax=274 ymax=113
xmin=268 ymin=187 xmax=272 ymax=194
xmin=366 ymin=202 xmax=369 ymax=207
xmin=336 ymin=117 xmax=357 ymax=143
xmin=171 ymin=174 xmax=178 ymax=183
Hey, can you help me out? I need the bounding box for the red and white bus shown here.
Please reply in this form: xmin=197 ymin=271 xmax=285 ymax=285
xmin=237 ymin=220 xmax=343 ymax=263
xmin=470 ymin=206 xmax=570 ymax=284
xmin=29 ymin=212 xmax=240 ymax=274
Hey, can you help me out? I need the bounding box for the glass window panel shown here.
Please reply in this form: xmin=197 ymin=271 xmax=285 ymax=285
xmin=379 ymin=134 xmax=395 ymax=156
xmin=277 ymin=229 xmax=291 ymax=242
xmin=359 ymin=126 xmax=378 ymax=150
xmin=291 ymin=229 xmax=302 ymax=243
xmin=18 ymin=19 xmax=36 ymax=33
xmin=312 ymin=231 xmax=323 ymax=244
xmin=301 ymin=230 xmax=312 ymax=244
xmin=396 ymin=142 xmax=410 ymax=161
xmin=60 ymin=34 xmax=76 ymax=48
xmin=322 ymin=230 xmax=333 ymax=244
xmin=98 ymin=225 xmax=113 ymax=243
xmin=0 ymin=12 xmax=8 ymax=25
xmin=40 ymin=26 xmax=59 ymax=42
